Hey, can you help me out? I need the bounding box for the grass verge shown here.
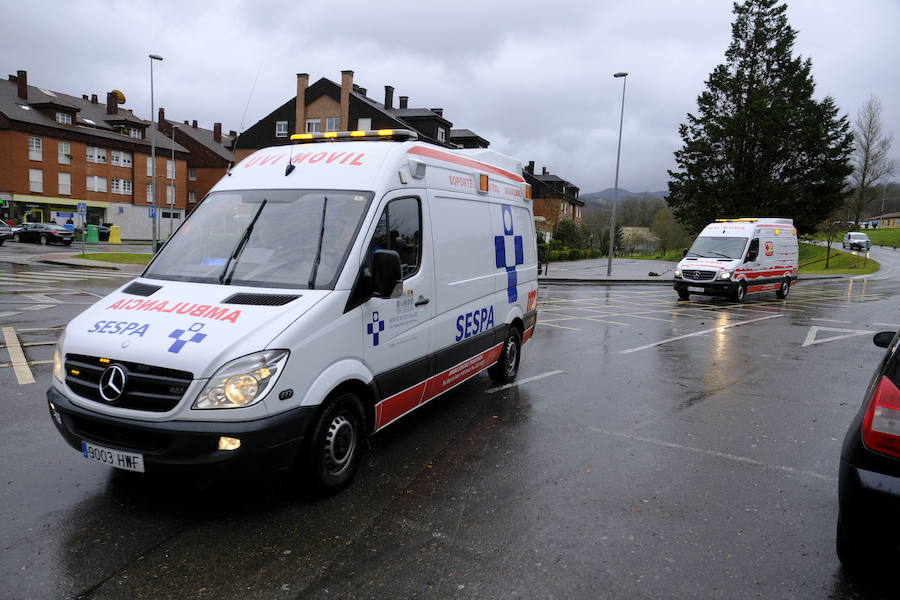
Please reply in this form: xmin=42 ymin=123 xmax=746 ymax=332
xmin=76 ymin=253 xmax=152 ymax=265
xmin=798 ymin=242 xmax=879 ymax=275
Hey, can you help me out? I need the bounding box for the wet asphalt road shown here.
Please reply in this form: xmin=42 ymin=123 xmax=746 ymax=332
xmin=2 ymin=243 xmax=900 ymax=599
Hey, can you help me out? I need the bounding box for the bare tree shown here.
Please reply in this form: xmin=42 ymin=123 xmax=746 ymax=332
xmin=850 ymin=96 xmax=897 ymax=224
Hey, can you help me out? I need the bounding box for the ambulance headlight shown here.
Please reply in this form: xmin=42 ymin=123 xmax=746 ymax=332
xmin=52 ymin=333 xmax=66 ymax=383
xmin=674 ymin=269 xmax=682 ymax=278
xmin=194 ymin=350 xmax=289 ymax=409
xmin=719 ymin=271 xmax=732 ymax=280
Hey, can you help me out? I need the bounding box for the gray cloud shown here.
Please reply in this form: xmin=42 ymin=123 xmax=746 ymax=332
xmin=3 ymin=0 xmax=898 ymax=193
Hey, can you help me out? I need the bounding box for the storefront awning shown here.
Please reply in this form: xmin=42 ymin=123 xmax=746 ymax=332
xmin=12 ymin=194 xmax=111 ymax=208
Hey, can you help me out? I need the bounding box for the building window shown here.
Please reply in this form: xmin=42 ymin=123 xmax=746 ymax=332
xmin=437 ymin=127 xmax=446 ymax=142
xmin=146 ymin=183 xmax=153 ymax=203
xmin=146 ymin=156 xmax=153 ymax=176
xmin=130 ymin=128 xmax=142 ymax=139
xmin=189 ymin=191 xmax=197 ymax=203
xmin=111 ymin=150 xmax=132 ymax=167
xmin=326 ymin=117 xmax=340 ymax=132
xmin=58 ymin=141 xmax=71 ymax=165
xmin=28 ymin=137 xmax=42 ymax=161
xmin=111 ymin=179 xmax=121 ymax=194
xmin=29 ymin=169 xmax=43 ymax=192
xmin=188 ymin=167 xmax=197 ymax=181
xmin=123 ymin=179 xmax=133 ymax=195
xmin=161 ymin=211 xmax=181 ymax=219
xmin=357 ymin=118 xmax=372 ymax=131
xmin=86 ymin=146 xmax=107 ymax=163
xmin=305 ymin=119 xmax=320 ymax=133
xmin=56 ymin=112 xmax=72 ymax=125
xmin=86 ymin=175 xmax=107 ymax=193
xmin=166 ymin=159 xmax=175 ymax=180
xmin=167 ymin=185 xmax=175 ymax=205
xmin=58 ymin=172 xmax=71 ymax=195
xmin=275 ymin=120 xmax=289 ymax=137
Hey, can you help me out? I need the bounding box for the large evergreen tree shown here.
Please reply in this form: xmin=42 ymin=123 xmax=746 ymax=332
xmin=667 ymin=0 xmax=853 ymax=233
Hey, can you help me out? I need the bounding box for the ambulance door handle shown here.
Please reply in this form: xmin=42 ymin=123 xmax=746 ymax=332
xmin=415 ymin=296 xmax=430 ymax=307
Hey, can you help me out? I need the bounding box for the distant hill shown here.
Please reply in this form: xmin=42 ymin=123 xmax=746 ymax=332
xmin=582 ymin=188 xmax=667 ymax=203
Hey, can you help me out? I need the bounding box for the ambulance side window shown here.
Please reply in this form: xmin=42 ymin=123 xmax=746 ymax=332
xmin=370 ymin=197 xmax=421 ymax=279
xmin=747 ymin=238 xmax=759 ymax=261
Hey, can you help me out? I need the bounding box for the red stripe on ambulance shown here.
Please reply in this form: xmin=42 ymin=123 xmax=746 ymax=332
xmin=407 ymin=146 xmax=526 ymax=183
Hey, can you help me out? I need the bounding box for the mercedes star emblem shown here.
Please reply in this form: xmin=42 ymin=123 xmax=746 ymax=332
xmin=693 ymin=271 xmax=701 ymax=279
xmin=98 ymin=364 xmax=128 ymax=402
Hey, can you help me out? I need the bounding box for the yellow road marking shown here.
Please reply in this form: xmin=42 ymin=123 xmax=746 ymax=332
xmin=2 ymin=327 xmax=35 ymax=385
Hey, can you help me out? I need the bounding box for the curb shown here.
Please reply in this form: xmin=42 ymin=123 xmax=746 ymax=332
xmin=33 ymin=258 xmax=124 ymax=270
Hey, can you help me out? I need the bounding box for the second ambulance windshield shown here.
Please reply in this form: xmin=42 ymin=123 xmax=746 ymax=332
xmin=686 ymin=236 xmax=748 ymax=260
xmin=145 ymin=189 xmax=372 ymax=289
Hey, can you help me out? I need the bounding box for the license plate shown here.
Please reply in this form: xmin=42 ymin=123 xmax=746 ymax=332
xmin=688 ymin=286 xmax=705 ymax=293
xmin=81 ymin=441 xmax=145 ymax=472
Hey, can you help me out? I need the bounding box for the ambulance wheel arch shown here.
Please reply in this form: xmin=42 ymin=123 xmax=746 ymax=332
xmin=299 ymin=359 xmax=377 ymax=427
xmin=301 ymin=388 xmax=368 ymax=496
xmin=490 ymin=318 xmax=524 ymax=383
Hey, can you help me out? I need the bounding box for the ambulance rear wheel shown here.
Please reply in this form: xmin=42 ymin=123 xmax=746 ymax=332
xmin=677 ymin=289 xmax=690 ymax=300
xmin=489 ymin=326 xmax=521 ymax=383
xmin=731 ymin=282 xmax=747 ymax=303
xmin=304 ymin=392 xmax=365 ymax=496
xmin=776 ymin=278 xmax=791 ymax=299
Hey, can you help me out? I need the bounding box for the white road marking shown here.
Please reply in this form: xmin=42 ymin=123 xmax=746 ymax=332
xmin=485 ymin=370 xmax=565 ymax=394
xmin=538 ymin=321 xmax=582 ymax=331
xmin=2 ymin=327 xmax=34 ymax=385
xmin=810 ymin=318 xmax=852 ymax=324
xmin=874 ymin=323 xmax=900 ymax=328
xmin=0 ymin=359 xmax=52 ymax=368
xmin=619 ymin=314 xmax=784 ymax=354
xmin=587 ymin=426 xmax=834 ymax=482
xmin=23 ymin=293 xmax=61 ymax=304
xmin=801 ymin=326 xmax=872 ymax=348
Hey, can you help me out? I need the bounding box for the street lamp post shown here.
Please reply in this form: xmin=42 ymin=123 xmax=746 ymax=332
xmin=607 ymin=71 xmax=628 ymax=277
xmin=149 ymin=53 xmax=163 ymax=250
xmin=169 ymin=124 xmax=179 ymax=238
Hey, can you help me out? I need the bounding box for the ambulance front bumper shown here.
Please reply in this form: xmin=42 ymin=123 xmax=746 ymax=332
xmin=673 ymin=278 xmax=737 ymax=296
xmin=47 ymin=387 xmax=316 ymax=475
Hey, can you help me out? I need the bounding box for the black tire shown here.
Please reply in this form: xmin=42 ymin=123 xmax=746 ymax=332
xmin=63 ymin=241 xmax=72 ymax=246
xmin=13 ymin=233 xmax=20 ymax=243
xmin=488 ymin=326 xmax=522 ymax=383
xmin=677 ymin=289 xmax=690 ymax=301
xmin=836 ymin=515 xmax=894 ymax=572
xmin=775 ymin=278 xmax=791 ymax=299
xmin=303 ymin=392 xmax=365 ymax=496
xmin=731 ymin=282 xmax=747 ymax=303
xmin=39 ymin=235 xmax=48 ymax=245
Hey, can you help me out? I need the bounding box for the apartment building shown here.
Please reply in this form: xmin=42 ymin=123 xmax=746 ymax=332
xmin=0 ymin=69 xmax=189 ymax=239
xmin=157 ymin=108 xmax=235 ymax=213
xmin=234 ymin=70 xmax=490 ymax=159
xmin=524 ymin=162 xmax=583 ymax=240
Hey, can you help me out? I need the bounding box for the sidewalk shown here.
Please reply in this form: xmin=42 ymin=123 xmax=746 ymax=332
xmin=540 ymin=257 xmax=847 ymax=285
xmin=32 ymin=251 xmax=147 ymax=274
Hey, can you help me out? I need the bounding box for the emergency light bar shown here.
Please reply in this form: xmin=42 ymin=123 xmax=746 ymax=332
xmin=715 ymin=218 xmax=759 ymax=223
xmin=290 ymin=129 xmax=418 ymax=143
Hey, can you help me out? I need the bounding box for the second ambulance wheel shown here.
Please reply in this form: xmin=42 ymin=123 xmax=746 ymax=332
xmin=776 ymin=278 xmax=791 ymax=299
xmin=303 ymin=392 xmax=365 ymax=496
xmin=489 ymin=327 xmax=522 ymax=383
xmin=731 ymin=282 xmax=747 ymax=303
xmin=677 ymin=289 xmax=690 ymax=301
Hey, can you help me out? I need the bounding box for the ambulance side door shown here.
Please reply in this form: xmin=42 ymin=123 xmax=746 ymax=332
xmin=360 ymin=191 xmax=435 ymax=421
xmin=743 ymin=237 xmax=761 ymax=281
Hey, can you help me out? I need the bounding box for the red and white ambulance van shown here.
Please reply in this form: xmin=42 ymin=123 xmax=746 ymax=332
xmin=46 ymin=129 xmax=538 ymax=494
xmin=673 ymin=218 xmax=798 ymax=302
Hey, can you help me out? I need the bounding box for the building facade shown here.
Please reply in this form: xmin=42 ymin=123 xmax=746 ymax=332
xmin=0 ymin=69 xmax=191 ymax=239
xmin=524 ymin=162 xmax=583 ymax=241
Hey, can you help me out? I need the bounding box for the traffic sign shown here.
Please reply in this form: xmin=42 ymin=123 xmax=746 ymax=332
xmin=77 ymin=202 xmax=87 ymax=216
xmin=149 ymin=206 xmax=157 ymax=219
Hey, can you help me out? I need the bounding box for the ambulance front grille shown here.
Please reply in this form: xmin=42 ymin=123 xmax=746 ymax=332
xmin=681 ymin=269 xmax=716 ymax=281
xmin=64 ymin=354 xmax=193 ymax=412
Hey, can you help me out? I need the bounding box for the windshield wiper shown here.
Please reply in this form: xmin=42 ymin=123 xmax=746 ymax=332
xmin=308 ymin=196 xmax=328 ymax=289
xmin=706 ymin=251 xmax=733 ymax=259
xmin=220 ymin=199 xmax=268 ymax=285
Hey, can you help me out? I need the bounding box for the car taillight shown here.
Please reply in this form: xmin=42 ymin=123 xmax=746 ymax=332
xmin=50 ymin=231 xmax=58 ymax=235
xmin=862 ymin=375 xmax=900 ymax=458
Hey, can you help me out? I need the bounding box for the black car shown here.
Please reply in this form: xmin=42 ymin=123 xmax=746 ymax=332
xmin=837 ymin=329 xmax=900 ymax=569
xmin=12 ymin=223 xmax=75 ymax=246
xmin=0 ymin=223 xmax=11 ymax=245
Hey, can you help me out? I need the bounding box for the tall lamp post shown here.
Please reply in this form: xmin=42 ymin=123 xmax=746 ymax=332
xmin=149 ymin=53 xmax=163 ymax=250
xmin=607 ymin=71 xmax=628 ymax=276
xmin=169 ymin=123 xmax=179 ymax=238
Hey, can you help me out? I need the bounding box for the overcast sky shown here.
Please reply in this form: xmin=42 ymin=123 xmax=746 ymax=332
xmin=4 ymin=0 xmax=898 ymax=193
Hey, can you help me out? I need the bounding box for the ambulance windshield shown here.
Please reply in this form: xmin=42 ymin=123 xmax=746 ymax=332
xmin=686 ymin=236 xmax=748 ymax=260
xmin=144 ymin=189 xmax=372 ymax=289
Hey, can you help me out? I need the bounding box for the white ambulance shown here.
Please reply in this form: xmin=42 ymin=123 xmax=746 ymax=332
xmin=673 ymin=218 xmax=798 ymax=302
xmin=47 ymin=130 xmax=539 ymax=494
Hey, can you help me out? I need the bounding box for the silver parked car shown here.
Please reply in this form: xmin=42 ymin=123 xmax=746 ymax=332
xmin=843 ymin=232 xmax=872 ymax=251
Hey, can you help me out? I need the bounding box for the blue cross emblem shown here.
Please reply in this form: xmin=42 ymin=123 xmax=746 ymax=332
xmin=494 ymin=205 xmax=524 ymax=303
xmin=367 ymin=312 xmax=385 ymax=346
xmin=167 ymin=322 xmax=207 ymax=354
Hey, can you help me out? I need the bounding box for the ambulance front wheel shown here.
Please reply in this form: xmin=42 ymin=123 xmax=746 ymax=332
xmin=731 ymin=282 xmax=747 ymax=303
xmin=776 ymin=278 xmax=791 ymax=299
xmin=677 ymin=289 xmax=690 ymax=301
xmin=489 ymin=326 xmax=522 ymax=383
xmin=303 ymin=392 xmax=365 ymax=496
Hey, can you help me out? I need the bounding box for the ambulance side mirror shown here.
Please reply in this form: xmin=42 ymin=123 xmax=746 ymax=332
xmin=745 ymin=249 xmax=757 ymax=262
xmin=874 ymin=331 xmax=896 ymax=348
xmin=372 ymin=249 xmax=402 ymax=298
